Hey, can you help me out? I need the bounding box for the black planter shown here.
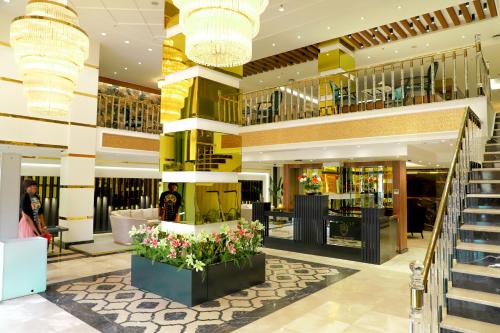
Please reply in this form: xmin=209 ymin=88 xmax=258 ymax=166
xmin=131 ymin=253 xmax=266 ymax=307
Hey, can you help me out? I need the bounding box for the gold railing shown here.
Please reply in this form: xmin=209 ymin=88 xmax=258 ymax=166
xmin=409 ymin=107 xmax=482 ymax=332
xmin=221 ymin=35 xmax=490 ymax=126
xmin=97 ymin=94 xmax=161 ymax=134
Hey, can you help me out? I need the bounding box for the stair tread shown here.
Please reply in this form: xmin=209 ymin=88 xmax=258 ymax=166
xmin=471 ymin=168 xmax=500 ymax=171
xmin=484 ymin=152 xmax=500 ymax=154
xmin=463 ymin=208 xmax=500 ymax=214
xmin=452 ymin=263 xmax=500 ymax=278
xmin=482 ymin=161 xmax=500 ymax=164
xmin=447 ymin=287 xmax=500 ymax=308
xmin=460 ymin=224 xmax=500 ymax=232
xmin=440 ymin=315 xmax=500 ymax=333
xmin=467 ymin=194 xmax=500 ymax=198
xmin=468 ymin=180 xmax=500 ymax=184
xmin=456 ymin=241 xmax=500 ymax=254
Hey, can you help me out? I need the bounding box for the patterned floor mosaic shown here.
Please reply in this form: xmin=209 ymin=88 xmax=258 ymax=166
xmin=42 ymin=256 xmax=358 ymax=333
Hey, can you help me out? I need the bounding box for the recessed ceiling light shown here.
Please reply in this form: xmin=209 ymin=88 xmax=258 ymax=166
xmin=101 ymin=32 xmax=107 ymax=36
xmin=394 ymin=50 xmax=399 ymax=53
xmin=148 ymin=48 xmax=153 ymax=52
xmin=327 ymin=26 xmax=331 ymax=30
xmin=297 ymin=35 xmax=301 ymax=39
xmin=138 ymin=62 xmax=142 ymax=65
xmin=296 ymin=71 xmax=300 ymax=75
xmin=356 ymin=145 xmax=361 ymax=148
xmin=449 ymin=143 xmax=453 ymax=146
xmin=361 ymin=16 xmax=365 ymax=20
xmin=462 ymin=35 xmax=466 ymax=39
xmin=113 ymin=71 xmax=117 ymax=75
xmin=418 ymin=160 xmax=422 ymax=163
xmin=3 ymin=0 xmax=11 ymax=3
xmin=272 ymin=42 xmax=276 ymax=47
xmin=436 ymin=164 xmax=440 ymax=167
xmin=124 ymin=67 xmax=128 ymax=70
xmin=259 ymin=80 xmax=263 ymax=83
xmin=277 ymin=75 xmax=281 ymax=79
xmin=367 ymin=56 xmax=371 ymax=59
xmin=397 ymin=5 xmax=402 ymax=9
xmin=279 ymin=4 xmax=284 ymax=12
xmin=425 ymin=43 xmax=430 ymax=47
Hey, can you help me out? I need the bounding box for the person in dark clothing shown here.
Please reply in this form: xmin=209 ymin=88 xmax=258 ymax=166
xmin=159 ymin=183 xmax=182 ymax=222
xmin=18 ymin=179 xmax=47 ymax=238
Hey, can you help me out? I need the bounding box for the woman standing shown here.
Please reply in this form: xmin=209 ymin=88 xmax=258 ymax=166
xmin=18 ymin=179 xmax=47 ymax=238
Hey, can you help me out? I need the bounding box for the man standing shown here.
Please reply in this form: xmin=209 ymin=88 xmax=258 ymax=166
xmin=159 ymin=183 xmax=182 ymax=222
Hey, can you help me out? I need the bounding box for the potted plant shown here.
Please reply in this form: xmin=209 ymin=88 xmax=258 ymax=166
xmin=129 ymin=219 xmax=265 ymax=306
xmin=298 ymin=173 xmax=323 ymax=195
xmin=269 ymin=176 xmax=283 ymax=209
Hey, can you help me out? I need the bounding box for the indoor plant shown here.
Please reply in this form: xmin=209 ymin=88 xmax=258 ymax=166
xmin=129 ymin=219 xmax=266 ymax=306
xmin=298 ymin=173 xmax=323 ymax=194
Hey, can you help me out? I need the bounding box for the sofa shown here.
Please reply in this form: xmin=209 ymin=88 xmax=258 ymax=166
xmin=110 ymin=208 xmax=160 ymax=244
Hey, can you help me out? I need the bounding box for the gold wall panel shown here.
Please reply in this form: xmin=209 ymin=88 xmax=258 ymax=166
xmin=162 ymin=182 xmax=241 ymax=224
xmin=160 ymin=129 xmax=242 ymax=172
xmin=241 ymin=108 xmax=465 ymax=147
xmin=102 ymin=133 xmax=160 ymax=152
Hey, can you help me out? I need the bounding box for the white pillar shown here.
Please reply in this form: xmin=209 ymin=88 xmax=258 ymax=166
xmin=0 ymin=153 xmax=21 ymax=240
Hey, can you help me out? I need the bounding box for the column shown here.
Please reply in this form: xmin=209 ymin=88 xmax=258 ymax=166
xmin=0 ymin=153 xmax=21 ymax=240
xmin=159 ymin=6 xmax=243 ymax=227
xmin=317 ymin=38 xmax=356 ymax=115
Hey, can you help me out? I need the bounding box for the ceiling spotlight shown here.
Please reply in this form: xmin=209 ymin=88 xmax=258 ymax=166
xmin=348 ymin=34 xmax=352 ymax=39
xmin=148 ymin=48 xmax=153 ymax=52
xmin=426 ymin=43 xmax=430 ymax=47
xmin=101 ymin=32 xmax=107 ymax=36
xmin=367 ymin=55 xmax=371 ymax=59
xmin=361 ymin=16 xmax=365 ymax=20
xmin=272 ymin=42 xmax=276 ymax=47
xmin=113 ymin=71 xmax=117 ymax=75
xmin=394 ymin=50 xmax=399 ymax=54
xmin=297 ymin=35 xmax=301 ymax=39
xmin=279 ymin=4 xmax=284 ymax=12
xmin=124 ymin=40 xmax=130 ymax=44
xmin=296 ymin=71 xmax=300 ymax=75
xmin=462 ymin=35 xmax=466 ymax=39
xmin=484 ymin=2 xmax=488 ymax=9
xmin=397 ymin=5 xmax=402 ymax=9
xmin=465 ymin=2 xmax=469 ymax=8
xmin=277 ymin=75 xmax=281 ymax=79
xmin=327 ymin=26 xmax=331 ymax=30
xmin=360 ymin=45 xmax=364 ymax=48
xmin=409 ymin=22 xmax=414 ymax=28
xmin=471 ymin=13 xmax=476 ymax=21
xmin=458 ymin=9 xmax=462 ymax=16
xmin=138 ymin=61 xmax=142 ymax=65
xmin=426 ymin=25 xmax=430 ymax=32
xmin=372 ymin=34 xmax=376 ymax=40
xmin=416 ymin=16 xmax=420 ymax=21
xmin=3 ymin=0 xmax=11 ymax=3
xmin=259 ymin=79 xmax=263 ymax=83
xmin=124 ymin=67 xmax=128 ymax=70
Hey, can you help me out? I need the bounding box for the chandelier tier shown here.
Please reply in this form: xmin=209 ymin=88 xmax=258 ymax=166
xmin=158 ymin=39 xmax=193 ymax=122
xmin=10 ymin=0 xmax=89 ymax=116
xmin=173 ymin=0 xmax=268 ymax=68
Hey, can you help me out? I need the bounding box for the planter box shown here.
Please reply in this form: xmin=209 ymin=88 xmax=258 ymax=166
xmin=131 ymin=253 xmax=266 ymax=307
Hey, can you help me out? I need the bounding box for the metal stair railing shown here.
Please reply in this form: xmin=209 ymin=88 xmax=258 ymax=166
xmin=409 ymin=107 xmax=482 ymax=332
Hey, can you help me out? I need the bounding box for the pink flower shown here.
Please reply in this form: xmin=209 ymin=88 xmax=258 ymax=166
xmin=245 ymin=232 xmax=254 ymax=239
xmin=227 ymin=243 xmax=236 ymax=254
xmin=238 ymin=228 xmax=247 ymax=236
xmin=152 ymin=239 xmax=158 ymax=248
xmin=182 ymin=241 xmax=190 ymax=248
xmin=231 ymin=236 xmax=238 ymax=243
xmin=146 ymin=226 xmax=152 ymax=234
xmin=171 ymin=239 xmax=181 ymax=248
xmin=213 ymin=233 xmax=222 ymax=243
xmin=167 ymin=234 xmax=174 ymax=241
xmin=169 ymin=250 xmax=177 ymax=258
xmin=143 ymin=238 xmax=150 ymax=245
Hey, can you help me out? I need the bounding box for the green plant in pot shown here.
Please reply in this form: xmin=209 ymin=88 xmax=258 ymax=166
xmin=269 ymin=176 xmax=283 ymax=208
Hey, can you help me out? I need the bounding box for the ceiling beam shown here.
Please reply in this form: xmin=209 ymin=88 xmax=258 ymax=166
xmin=360 ymin=30 xmax=379 ymax=45
xmin=487 ymin=0 xmax=498 ymax=17
xmin=434 ymin=10 xmax=449 ymax=28
xmin=458 ymin=3 xmax=472 ymax=23
xmin=399 ymin=19 xmax=417 ymax=36
xmin=276 ymin=53 xmax=298 ymax=65
xmin=422 ymin=13 xmax=438 ymax=31
xmin=346 ymin=35 xmax=363 ymax=49
xmin=298 ymin=48 xmax=317 ymax=59
xmin=370 ymin=28 xmax=388 ymax=43
xmin=389 ymin=22 xmax=407 ymax=38
xmin=473 ymin=0 xmax=486 ymax=19
xmin=352 ymin=32 xmax=371 ymax=47
xmin=446 ymin=7 xmax=461 ymax=26
xmin=380 ymin=25 xmax=398 ymax=41
xmin=283 ymin=51 xmax=304 ymax=63
xmin=410 ymin=16 xmax=427 ymax=33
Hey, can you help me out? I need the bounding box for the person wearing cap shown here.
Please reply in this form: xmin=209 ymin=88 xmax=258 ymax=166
xmin=159 ymin=183 xmax=182 ymax=222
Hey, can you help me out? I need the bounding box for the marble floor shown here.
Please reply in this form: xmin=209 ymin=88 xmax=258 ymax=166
xmin=0 ymin=235 xmax=429 ymax=333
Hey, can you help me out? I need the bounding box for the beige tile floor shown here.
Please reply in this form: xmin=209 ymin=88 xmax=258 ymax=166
xmin=0 ymin=235 xmax=429 ymax=333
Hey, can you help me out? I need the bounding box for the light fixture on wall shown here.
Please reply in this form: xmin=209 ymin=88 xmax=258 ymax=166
xmin=157 ymin=39 xmax=193 ymax=122
xmin=173 ymin=0 xmax=268 ymax=67
xmin=10 ymin=0 xmax=89 ymax=116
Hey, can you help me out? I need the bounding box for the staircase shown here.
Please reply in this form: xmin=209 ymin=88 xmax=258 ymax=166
xmin=439 ymin=113 xmax=500 ymax=333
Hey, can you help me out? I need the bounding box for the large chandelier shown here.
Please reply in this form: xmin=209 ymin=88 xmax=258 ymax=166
xmin=173 ymin=0 xmax=268 ymax=67
xmin=10 ymin=0 xmax=89 ymax=116
xmin=158 ymin=39 xmax=193 ymax=122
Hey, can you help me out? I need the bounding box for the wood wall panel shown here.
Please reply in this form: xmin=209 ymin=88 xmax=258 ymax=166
xmin=102 ymin=133 xmax=160 ymax=152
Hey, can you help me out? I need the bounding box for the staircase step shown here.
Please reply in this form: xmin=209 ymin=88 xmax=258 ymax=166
xmin=463 ymin=208 xmax=500 ymax=215
xmin=468 ymin=180 xmax=500 ymax=184
xmin=447 ymin=287 xmax=500 ymax=325
xmin=456 ymin=241 xmax=500 ymax=266
xmin=483 ymin=153 xmax=500 ymax=161
xmin=469 ymin=169 xmax=500 ymax=181
xmin=460 ymin=224 xmax=500 ymax=246
xmin=467 ymin=180 xmax=500 ymax=194
xmin=440 ymin=315 xmax=500 ymax=333
xmin=452 ymin=263 xmax=500 ymax=294
xmin=466 ymin=195 xmax=500 ymax=209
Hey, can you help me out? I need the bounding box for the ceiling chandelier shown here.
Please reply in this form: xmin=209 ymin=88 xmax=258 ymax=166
xmin=158 ymin=39 xmax=193 ymax=122
xmin=10 ymin=0 xmax=89 ymax=116
xmin=173 ymin=0 xmax=269 ymax=67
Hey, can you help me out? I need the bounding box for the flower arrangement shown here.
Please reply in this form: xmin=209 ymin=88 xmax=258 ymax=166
xmin=129 ymin=219 xmax=264 ymax=272
xmin=298 ymin=173 xmax=323 ymax=194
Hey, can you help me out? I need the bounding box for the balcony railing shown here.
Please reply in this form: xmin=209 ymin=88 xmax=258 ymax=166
xmin=97 ymin=94 xmax=161 ymax=134
xmin=220 ymin=36 xmax=491 ymax=126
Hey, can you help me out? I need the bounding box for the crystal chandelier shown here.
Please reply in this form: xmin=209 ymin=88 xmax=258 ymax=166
xmin=158 ymin=39 xmax=193 ymax=122
xmin=10 ymin=0 xmax=89 ymax=116
xmin=173 ymin=0 xmax=268 ymax=67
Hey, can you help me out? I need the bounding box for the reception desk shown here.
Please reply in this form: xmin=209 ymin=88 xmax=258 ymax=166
xmin=253 ymin=195 xmax=398 ymax=264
